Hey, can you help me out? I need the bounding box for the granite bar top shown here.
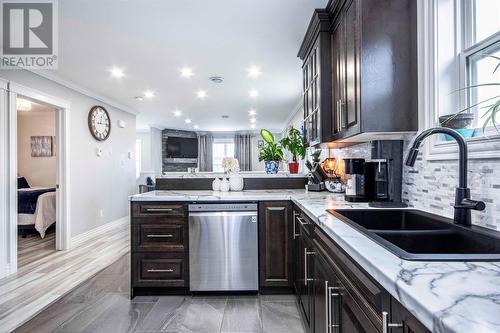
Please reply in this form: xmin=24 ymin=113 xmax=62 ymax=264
xmin=158 ymin=171 xmax=308 ymax=179
xmin=129 ymin=190 xmax=500 ymax=333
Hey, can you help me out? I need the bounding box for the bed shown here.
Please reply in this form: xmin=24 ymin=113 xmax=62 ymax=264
xmin=17 ymin=177 xmax=56 ymax=238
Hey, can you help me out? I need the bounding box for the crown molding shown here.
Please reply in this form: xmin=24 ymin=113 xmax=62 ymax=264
xmin=27 ymin=69 xmax=140 ymax=115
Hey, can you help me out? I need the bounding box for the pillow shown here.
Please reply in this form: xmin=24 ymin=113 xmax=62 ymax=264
xmin=18 ymin=177 xmax=30 ymax=189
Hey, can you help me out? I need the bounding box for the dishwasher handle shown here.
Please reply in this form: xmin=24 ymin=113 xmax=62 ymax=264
xmin=189 ymin=211 xmax=258 ymax=219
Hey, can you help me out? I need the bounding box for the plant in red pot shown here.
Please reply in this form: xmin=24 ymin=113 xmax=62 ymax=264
xmin=280 ymin=126 xmax=306 ymax=174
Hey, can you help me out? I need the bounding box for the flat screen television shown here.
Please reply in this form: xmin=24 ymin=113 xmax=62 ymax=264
xmin=166 ymin=137 xmax=198 ymax=158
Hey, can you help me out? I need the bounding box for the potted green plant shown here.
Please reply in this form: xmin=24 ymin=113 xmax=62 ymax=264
xmin=258 ymin=129 xmax=284 ymax=174
xmin=280 ymin=126 xmax=306 ymax=174
xmin=445 ymin=56 xmax=500 ymax=137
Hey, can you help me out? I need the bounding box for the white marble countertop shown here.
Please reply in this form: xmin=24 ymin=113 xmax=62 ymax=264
xmin=129 ymin=190 xmax=500 ymax=333
xmin=158 ymin=171 xmax=308 ymax=178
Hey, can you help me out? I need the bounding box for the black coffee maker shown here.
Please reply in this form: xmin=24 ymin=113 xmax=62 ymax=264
xmin=343 ymin=159 xmax=374 ymax=202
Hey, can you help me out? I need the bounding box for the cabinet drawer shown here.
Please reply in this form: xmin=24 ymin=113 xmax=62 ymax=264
xmin=314 ymin=226 xmax=390 ymax=325
xmin=132 ymin=253 xmax=188 ymax=287
xmin=132 ymin=224 xmax=186 ymax=252
xmin=132 ymin=203 xmax=185 ymax=218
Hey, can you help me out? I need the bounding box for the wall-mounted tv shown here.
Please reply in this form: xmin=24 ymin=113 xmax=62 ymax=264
xmin=166 ymin=137 xmax=198 ymax=158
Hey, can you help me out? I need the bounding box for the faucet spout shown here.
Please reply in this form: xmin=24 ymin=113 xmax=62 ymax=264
xmin=405 ymin=127 xmax=485 ymax=226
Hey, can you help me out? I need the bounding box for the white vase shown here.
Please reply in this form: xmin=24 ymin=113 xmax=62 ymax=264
xmin=229 ymin=174 xmax=244 ymax=191
xmin=220 ymin=178 xmax=230 ymax=192
xmin=212 ymin=178 xmax=221 ymax=191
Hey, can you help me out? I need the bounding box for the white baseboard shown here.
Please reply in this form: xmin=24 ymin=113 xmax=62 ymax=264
xmin=70 ymin=216 xmax=129 ymax=249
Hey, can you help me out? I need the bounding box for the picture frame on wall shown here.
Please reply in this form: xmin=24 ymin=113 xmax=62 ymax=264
xmin=31 ymin=136 xmax=53 ymax=157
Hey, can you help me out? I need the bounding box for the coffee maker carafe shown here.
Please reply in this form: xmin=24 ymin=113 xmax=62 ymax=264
xmin=344 ymin=158 xmax=373 ymax=202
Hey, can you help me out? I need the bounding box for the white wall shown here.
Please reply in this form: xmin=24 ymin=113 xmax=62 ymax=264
xmin=136 ymin=127 xmax=162 ymax=185
xmin=17 ymin=110 xmax=57 ymax=187
xmin=1 ymin=69 xmax=137 ymax=238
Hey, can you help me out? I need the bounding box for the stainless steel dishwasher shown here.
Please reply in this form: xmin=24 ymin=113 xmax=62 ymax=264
xmin=188 ymin=203 xmax=258 ymax=291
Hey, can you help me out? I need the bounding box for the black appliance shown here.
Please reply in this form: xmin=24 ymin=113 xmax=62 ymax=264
xmin=166 ymin=137 xmax=198 ymax=158
xmin=344 ymin=158 xmax=374 ymax=202
xmin=368 ymin=141 xmax=408 ymax=208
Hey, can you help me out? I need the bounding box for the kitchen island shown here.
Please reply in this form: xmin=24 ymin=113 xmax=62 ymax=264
xmin=129 ymin=190 xmax=500 ymax=333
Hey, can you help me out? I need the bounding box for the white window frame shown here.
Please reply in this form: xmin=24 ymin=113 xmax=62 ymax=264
xmin=212 ymin=137 xmax=235 ymax=172
xmin=421 ymin=0 xmax=500 ymax=160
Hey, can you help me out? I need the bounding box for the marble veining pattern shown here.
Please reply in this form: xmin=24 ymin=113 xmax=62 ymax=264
xmin=130 ymin=190 xmax=500 ymax=333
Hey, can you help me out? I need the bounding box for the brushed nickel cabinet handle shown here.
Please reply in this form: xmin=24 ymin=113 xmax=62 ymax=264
xmin=304 ymin=249 xmax=315 ymax=286
xmin=382 ymin=311 xmax=403 ymax=333
xmin=146 ymin=234 xmax=173 ymax=238
xmin=297 ymin=216 xmax=309 ymax=226
xmin=147 ymin=269 xmax=174 ymax=273
xmin=293 ymin=211 xmax=301 ymax=239
xmin=329 ymin=286 xmax=341 ymax=332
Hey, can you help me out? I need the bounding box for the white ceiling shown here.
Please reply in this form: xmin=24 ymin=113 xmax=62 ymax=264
xmin=56 ymin=0 xmax=328 ymax=132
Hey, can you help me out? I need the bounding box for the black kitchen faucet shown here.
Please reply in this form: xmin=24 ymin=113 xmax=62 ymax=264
xmin=405 ymin=127 xmax=485 ymax=227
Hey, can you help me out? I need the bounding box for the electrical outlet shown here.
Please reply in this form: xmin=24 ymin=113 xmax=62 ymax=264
xmin=99 ymin=209 xmax=104 ymax=218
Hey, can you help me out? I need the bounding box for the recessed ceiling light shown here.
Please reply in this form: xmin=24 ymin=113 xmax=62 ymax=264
xmin=134 ymin=96 xmax=144 ymax=101
xmin=196 ymin=90 xmax=207 ymax=99
xmin=144 ymin=90 xmax=155 ymax=99
xmin=221 ymin=115 xmax=230 ymax=119
xmin=250 ymin=117 xmax=257 ymax=123
xmin=247 ymin=65 xmax=261 ymax=78
xmin=180 ymin=67 xmax=194 ymax=78
xmin=250 ymin=124 xmax=256 ymax=129
xmin=249 ymin=89 xmax=259 ymax=98
xmin=173 ymin=109 xmax=182 ymax=117
xmin=185 ymin=118 xmax=192 ymax=124
xmin=194 ymin=125 xmax=199 ymax=130
xmin=109 ymin=66 xmax=125 ymax=79
xmin=248 ymin=109 xmax=257 ymax=116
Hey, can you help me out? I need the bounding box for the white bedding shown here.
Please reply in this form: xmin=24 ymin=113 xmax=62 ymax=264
xmin=17 ymin=189 xmax=56 ymax=238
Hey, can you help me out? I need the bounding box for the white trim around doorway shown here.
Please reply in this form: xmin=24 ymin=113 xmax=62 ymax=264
xmin=1 ymin=81 xmax=71 ymax=277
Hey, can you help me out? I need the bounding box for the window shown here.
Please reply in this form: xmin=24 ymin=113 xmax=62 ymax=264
xmin=135 ymin=139 xmax=141 ymax=178
xmin=461 ymin=0 xmax=500 ymax=131
xmin=422 ymin=0 xmax=500 ymax=160
xmin=212 ymin=138 xmax=234 ymax=172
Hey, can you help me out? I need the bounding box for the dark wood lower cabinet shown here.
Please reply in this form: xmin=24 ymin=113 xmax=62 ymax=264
xmin=259 ymin=201 xmax=292 ymax=289
xmin=291 ymin=206 xmax=430 ymax=333
xmin=131 ymin=202 xmax=189 ymax=297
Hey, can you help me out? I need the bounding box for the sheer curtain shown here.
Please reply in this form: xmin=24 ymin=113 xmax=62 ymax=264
xmin=234 ymin=134 xmax=252 ymax=171
xmin=198 ymin=135 xmax=213 ymax=171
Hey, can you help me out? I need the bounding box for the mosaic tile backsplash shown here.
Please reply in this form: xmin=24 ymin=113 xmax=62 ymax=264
xmin=320 ymin=142 xmax=500 ymax=231
xmin=402 ymin=150 xmax=500 ymax=231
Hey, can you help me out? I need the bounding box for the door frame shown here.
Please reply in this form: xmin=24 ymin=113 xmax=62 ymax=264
xmin=1 ymin=81 xmax=71 ymax=276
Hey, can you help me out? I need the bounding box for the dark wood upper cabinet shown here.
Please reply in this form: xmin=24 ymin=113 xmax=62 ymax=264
xmin=299 ymin=0 xmax=418 ymax=144
xmin=298 ymin=10 xmax=332 ymax=146
xmin=259 ymin=201 xmax=292 ymax=289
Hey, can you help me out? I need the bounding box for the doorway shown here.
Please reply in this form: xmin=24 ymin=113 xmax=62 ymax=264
xmin=16 ymin=99 xmax=58 ymax=268
xmin=1 ymin=82 xmax=71 ymax=277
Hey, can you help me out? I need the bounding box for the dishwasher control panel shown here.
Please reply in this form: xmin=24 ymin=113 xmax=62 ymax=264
xmin=188 ymin=203 xmax=258 ymax=212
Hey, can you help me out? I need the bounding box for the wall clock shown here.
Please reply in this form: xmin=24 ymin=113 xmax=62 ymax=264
xmin=88 ymin=106 xmax=111 ymax=141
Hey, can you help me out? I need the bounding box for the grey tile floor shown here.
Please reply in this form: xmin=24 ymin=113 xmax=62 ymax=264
xmin=14 ymin=255 xmax=306 ymax=333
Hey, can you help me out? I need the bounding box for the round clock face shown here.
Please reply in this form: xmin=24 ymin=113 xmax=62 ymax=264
xmin=88 ymin=106 xmax=111 ymax=141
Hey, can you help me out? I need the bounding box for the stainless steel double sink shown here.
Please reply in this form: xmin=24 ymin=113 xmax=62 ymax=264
xmin=327 ymin=209 xmax=500 ymax=261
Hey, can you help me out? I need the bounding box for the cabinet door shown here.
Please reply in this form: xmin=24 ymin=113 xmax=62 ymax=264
xmin=331 ymin=16 xmax=346 ymax=136
xmin=338 ymin=281 xmax=379 ymax=333
xmin=344 ymin=0 xmax=360 ymax=131
xmin=295 ymin=225 xmax=314 ymax=331
xmin=259 ymin=201 xmax=291 ymax=288
xmin=391 ymin=298 xmax=430 ymax=333
xmin=314 ymin=254 xmax=340 ymax=333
